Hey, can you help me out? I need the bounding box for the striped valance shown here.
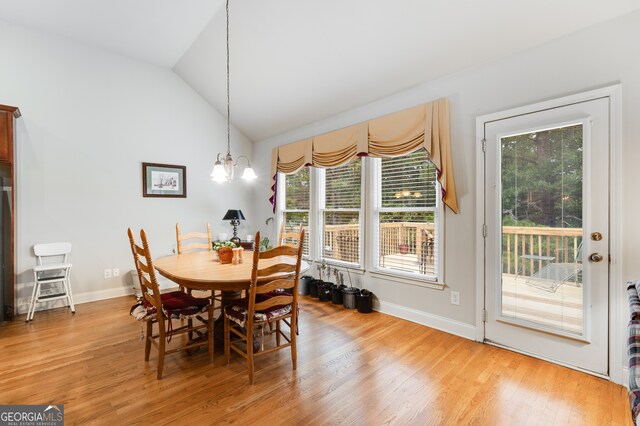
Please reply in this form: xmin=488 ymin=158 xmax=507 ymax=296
xmin=269 ymin=98 xmax=458 ymax=213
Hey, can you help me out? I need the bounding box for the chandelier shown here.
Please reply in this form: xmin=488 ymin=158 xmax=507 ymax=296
xmin=211 ymin=0 xmax=256 ymax=183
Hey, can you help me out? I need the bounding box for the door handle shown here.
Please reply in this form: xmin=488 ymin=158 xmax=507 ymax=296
xmin=589 ymin=253 xmax=604 ymax=262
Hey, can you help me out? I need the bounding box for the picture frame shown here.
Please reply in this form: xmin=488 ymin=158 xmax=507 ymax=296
xmin=142 ymin=162 xmax=187 ymax=198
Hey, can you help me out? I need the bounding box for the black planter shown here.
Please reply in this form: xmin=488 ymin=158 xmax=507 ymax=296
xmin=342 ymin=287 xmax=358 ymax=309
xmin=309 ymin=279 xmax=322 ymax=298
xmin=331 ymin=284 xmax=345 ymax=305
xmin=356 ymin=289 xmax=374 ymax=313
xmin=318 ymin=282 xmax=332 ymax=302
xmin=298 ymin=275 xmax=314 ymax=296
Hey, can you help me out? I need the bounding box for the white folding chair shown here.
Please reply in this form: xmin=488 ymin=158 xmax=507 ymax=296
xmin=27 ymin=242 xmax=76 ymax=321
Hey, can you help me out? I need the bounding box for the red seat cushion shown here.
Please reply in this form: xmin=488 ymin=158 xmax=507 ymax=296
xmin=224 ymin=290 xmax=293 ymax=327
xmin=130 ymin=291 xmax=209 ymax=321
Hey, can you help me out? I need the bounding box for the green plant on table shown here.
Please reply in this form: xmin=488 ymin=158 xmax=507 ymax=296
xmin=213 ymin=241 xmax=237 ymax=251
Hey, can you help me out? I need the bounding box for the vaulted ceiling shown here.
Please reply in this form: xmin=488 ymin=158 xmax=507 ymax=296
xmin=1 ymin=0 xmax=638 ymax=141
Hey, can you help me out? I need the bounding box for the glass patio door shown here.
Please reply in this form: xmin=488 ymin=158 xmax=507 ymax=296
xmin=482 ymin=97 xmax=609 ymax=375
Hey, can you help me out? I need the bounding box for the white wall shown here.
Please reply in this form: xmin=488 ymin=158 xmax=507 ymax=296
xmin=0 ymin=21 xmax=256 ymax=309
xmin=253 ymin=10 xmax=640 ymax=346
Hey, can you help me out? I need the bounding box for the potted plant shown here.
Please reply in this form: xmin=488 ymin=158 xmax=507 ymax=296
xmin=259 ymin=237 xmax=272 ymax=252
xmin=213 ymin=241 xmax=236 ymax=263
xmin=356 ymin=289 xmax=374 ymax=313
xmin=398 ymin=243 xmax=409 ymax=254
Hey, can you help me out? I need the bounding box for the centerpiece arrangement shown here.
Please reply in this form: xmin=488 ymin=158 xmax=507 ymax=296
xmin=213 ymin=241 xmax=237 ymax=264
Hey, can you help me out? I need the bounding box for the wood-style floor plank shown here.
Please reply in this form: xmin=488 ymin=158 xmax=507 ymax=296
xmin=0 ymin=296 xmax=630 ymax=425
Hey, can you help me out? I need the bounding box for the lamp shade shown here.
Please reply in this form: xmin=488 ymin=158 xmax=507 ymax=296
xmin=241 ymin=166 xmax=257 ymax=180
xmin=211 ymin=163 xmax=226 ymax=182
xmin=223 ymin=209 xmax=246 ymax=221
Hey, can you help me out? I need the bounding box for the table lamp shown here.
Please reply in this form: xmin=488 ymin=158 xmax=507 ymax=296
xmin=223 ymin=209 xmax=246 ymax=245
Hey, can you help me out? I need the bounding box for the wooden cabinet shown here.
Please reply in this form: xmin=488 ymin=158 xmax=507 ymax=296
xmin=0 ymin=104 xmax=20 ymax=321
xmin=0 ymin=111 xmax=12 ymax=162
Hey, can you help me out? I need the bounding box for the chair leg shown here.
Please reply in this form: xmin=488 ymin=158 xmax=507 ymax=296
xmin=144 ymin=321 xmax=153 ymax=361
xmin=247 ymin=323 xmax=254 ymax=385
xmin=291 ymin=315 xmax=297 ymax=371
xmin=224 ymin=315 xmax=230 ymax=365
xmin=65 ymin=276 xmax=76 ymax=313
xmin=276 ymin=320 xmax=281 ymax=346
xmin=157 ymin=321 xmax=166 ymax=380
xmin=27 ymin=276 xmax=39 ymax=322
xmin=208 ymin=304 xmax=214 ymax=363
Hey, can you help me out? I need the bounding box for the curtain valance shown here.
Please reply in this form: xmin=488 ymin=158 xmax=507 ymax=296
xmin=269 ymin=98 xmax=458 ymax=213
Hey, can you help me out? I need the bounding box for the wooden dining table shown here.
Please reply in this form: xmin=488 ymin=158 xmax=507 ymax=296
xmin=153 ymin=250 xmax=309 ymax=348
xmin=154 ymin=250 xmax=308 ymax=291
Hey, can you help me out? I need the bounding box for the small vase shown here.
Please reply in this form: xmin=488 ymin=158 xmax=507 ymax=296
xmin=218 ymin=247 xmax=233 ymax=264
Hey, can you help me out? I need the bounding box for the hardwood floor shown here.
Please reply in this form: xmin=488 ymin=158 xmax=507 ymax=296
xmin=0 ymin=296 xmax=630 ymax=425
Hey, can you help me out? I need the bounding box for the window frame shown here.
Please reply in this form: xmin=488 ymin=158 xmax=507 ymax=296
xmin=318 ymin=159 xmax=365 ymax=268
xmin=275 ymin=154 xmax=444 ymax=286
xmin=277 ymin=169 xmax=312 ymax=259
xmin=368 ymin=153 xmax=444 ymax=283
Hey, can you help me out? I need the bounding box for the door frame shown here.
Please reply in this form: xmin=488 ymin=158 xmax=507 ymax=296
xmin=474 ymin=84 xmax=622 ymax=383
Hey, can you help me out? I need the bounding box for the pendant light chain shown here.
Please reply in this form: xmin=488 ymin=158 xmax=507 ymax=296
xmin=210 ymin=0 xmax=256 ymax=182
xmin=226 ymin=0 xmax=231 ymax=156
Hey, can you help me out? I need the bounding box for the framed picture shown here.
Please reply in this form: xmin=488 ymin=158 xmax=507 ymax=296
xmin=142 ymin=162 xmax=187 ymax=198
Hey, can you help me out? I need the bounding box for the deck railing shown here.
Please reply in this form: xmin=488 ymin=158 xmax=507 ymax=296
xmin=502 ymin=226 xmax=582 ymax=277
xmin=322 ymin=222 xmax=435 ymax=263
xmin=310 ymin=223 xmax=582 ymax=277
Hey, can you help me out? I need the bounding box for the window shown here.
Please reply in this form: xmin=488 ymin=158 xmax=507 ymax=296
xmin=276 ymin=151 xmax=442 ymax=284
xmin=374 ymin=149 xmax=440 ymax=279
xmin=281 ymin=168 xmax=310 ymax=256
xmin=321 ymin=159 xmax=362 ymax=266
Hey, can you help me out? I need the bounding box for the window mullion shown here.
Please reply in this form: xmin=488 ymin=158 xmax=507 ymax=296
xmin=311 ymin=167 xmax=323 ymax=262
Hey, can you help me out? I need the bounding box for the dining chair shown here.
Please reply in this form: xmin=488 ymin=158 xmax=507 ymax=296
xmin=278 ymin=223 xmax=303 ymax=247
xmin=175 ymin=222 xmax=220 ymax=304
xmin=26 ymin=242 xmax=75 ymax=322
xmin=176 ymin=223 xmax=212 ymax=254
xmin=128 ymin=228 xmax=213 ymax=379
xmin=224 ymin=230 xmax=304 ymax=384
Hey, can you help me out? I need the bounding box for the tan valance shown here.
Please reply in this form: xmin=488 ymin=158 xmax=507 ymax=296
xmin=269 ymin=98 xmax=458 ymax=213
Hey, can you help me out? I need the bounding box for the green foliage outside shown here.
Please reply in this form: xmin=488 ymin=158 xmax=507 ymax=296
xmin=285 ymin=167 xmax=310 ymax=210
xmin=501 ymin=124 xmax=583 ymax=229
xmin=500 ymin=124 xmax=584 ymax=275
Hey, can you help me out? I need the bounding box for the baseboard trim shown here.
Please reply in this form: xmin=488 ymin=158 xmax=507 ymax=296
xmin=17 ymin=286 xmax=135 ymax=315
xmin=376 ymin=300 xmax=476 ymax=340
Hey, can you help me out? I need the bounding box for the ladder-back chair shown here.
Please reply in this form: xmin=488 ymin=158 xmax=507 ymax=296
xmin=128 ymin=228 xmax=213 ymax=379
xmin=224 ymin=230 xmax=304 ymax=384
xmin=175 ymin=222 xmax=220 ymax=304
xmin=278 ymin=223 xmax=303 ymax=248
xmin=176 ymin=223 xmax=212 ymax=254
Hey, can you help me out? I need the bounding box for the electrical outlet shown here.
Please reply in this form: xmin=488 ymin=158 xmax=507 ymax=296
xmin=104 ymin=269 xmax=112 ymax=279
xmin=113 ymin=268 xmax=120 ymax=277
xmin=451 ymin=291 xmax=460 ymax=306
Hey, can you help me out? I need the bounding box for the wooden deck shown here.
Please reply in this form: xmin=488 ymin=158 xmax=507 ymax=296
xmin=380 ymin=253 xmax=434 ymax=275
xmin=501 ymin=274 xmax=583 ymax=335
